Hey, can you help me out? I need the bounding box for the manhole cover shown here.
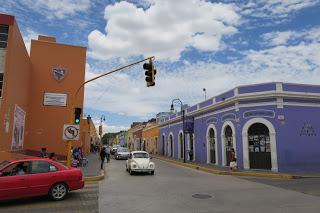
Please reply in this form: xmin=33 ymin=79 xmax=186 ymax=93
xmin=192 ymin=194 xmax=212 ymax=199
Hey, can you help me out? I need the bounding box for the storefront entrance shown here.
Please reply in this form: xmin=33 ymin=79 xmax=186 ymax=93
xmin=162 ymin=135 xmax=165 ymax=155
xmin=208 ymin=128 xmax=216 ymax=164
xmin=225 ymin=126 xmax=233 ymax=166
xmin=248 ymin=123 xmax=271 ymax=170
xmin=179 ymin=132 xmax=184 ymax=159
xmin=169 ymin=134 xmax=173 ymax=158
xmin=189 ymin=134 xmax=194 ymax=161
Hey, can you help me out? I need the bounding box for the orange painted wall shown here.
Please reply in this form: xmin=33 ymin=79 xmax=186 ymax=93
xmin=24 ymin=37 xmax=86 ymax=157
xmin=80 ymin=117 xmax=98 ymax=155
xmin=0 ymin=18 xmax=31 ymax=151
xmin=142 ymin=123 xmax=159 ymax=154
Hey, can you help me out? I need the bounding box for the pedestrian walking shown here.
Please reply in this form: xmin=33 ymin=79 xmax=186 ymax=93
xmin=105 ymin=145 xmax=111 ymax=163
xmin=100 ymin=147 xmax=106 ymax=170
xmin=229 ymin=148 xmax=238 ymax=171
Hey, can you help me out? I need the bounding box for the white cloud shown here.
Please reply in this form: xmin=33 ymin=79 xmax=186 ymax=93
xmin=261 ymin=27 xmax=320 ymax=46
xmin=262 ymin=31 xmax=295 ymax=46
xmin=241 ymin=0 xmax=319 ymax=19
xmin=91 ymin=118 xmax=128 ymax=133
xmin=20 ymin=0 xmax=90 ymax=19
xmin=84 ymin=31 xmax=320 ymax=118
xmin=22 ymin=28 xmax=39 ymax=54
xmin=88 ymin=0 xmax=240 ymax=61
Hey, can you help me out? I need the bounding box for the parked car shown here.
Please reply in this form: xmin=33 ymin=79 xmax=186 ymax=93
xmin=0 ymin=158 xmax=84 ymax=201
xmin=115 ymin=147 xmax=130 ymax=160
xmin=126 ymin=151 xmax=155 ymax=175
xmin=111 ymin=144 xmax=121 ymax=155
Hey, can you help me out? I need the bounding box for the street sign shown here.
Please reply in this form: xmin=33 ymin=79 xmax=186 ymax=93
xmin=63 ymin=124 xmax=80 ymax=141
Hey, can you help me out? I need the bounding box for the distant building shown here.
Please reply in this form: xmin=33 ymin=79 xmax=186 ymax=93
xmin=142 ymin=119 xmax=159 ymax=155
xmin=118 ymin=131 xmax=128 ymax=147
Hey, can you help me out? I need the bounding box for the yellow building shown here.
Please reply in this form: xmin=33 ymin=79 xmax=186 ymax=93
xmin=127 ymin=128 xmax=133 ymax=150
xmin=142 ymin=120 xmax=159 ymax=155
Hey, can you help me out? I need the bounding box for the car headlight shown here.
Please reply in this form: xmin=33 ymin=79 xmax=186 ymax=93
xmin=131 ymin=163 xmax=137 ymax=169
xmin=149 ymin=163 xmax=154 ymax=169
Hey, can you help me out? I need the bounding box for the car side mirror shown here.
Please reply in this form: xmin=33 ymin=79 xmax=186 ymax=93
xmin=150 ymin=156 xmax=153 ymax=159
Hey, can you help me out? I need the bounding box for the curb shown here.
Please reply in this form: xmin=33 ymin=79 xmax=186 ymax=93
xmin=155 ymin=156 xmax=298 ymax=180
xmin=84 ymin=169 xmax=106 ymax=182
xmin=58 ymin=160 xmax=106 ymax=182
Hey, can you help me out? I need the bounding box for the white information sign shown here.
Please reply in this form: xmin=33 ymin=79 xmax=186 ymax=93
xmin=44 ymin=92 xmax=67 ymax=106
xmin=63 ymin=124 xmax=80 ymax=141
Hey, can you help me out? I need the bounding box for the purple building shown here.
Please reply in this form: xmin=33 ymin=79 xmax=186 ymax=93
xmin=159 ymin=82 xmax=320 ymax=173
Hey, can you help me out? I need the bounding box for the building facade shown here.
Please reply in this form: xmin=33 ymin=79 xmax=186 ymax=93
xmin=142 ymin=121 xmax=159 ymax=155
xmin=118 ymin=131 xmax=128 ymax=147
xmin=129 ymin=122 xmax=145 ymax=151
xmin=0 ymin=14 xmax=87 ymax=158
xmin=159 ymin=82 xmax=320 ymax=173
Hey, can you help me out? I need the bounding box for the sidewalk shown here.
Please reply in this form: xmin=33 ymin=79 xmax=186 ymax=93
xmin=79 ymin=153 xmax=106 ymax=181
xmin=154 ymin=155 xmax=306 ymax=179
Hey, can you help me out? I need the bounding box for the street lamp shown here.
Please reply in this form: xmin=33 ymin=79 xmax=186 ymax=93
xmin=99 ymin=115 xmax=106 ymax=148
xmin=203 ymin=88 xmax=206 ymax=100
xmin=170 ymin=98 xmax=186 ymax=163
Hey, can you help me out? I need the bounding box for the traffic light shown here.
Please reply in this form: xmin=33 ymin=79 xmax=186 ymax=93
xmin=74 ymin=107 xmax=82 ymax=124
xmin=143 ymin=59 xmax=156 ymax=87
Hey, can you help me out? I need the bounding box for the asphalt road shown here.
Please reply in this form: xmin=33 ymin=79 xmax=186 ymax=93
xmin=100 ymin=158 xmax=320 ymax=213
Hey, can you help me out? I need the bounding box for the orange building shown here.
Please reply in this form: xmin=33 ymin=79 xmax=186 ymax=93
xmin=0 ymin=13 xmax=91 ymax=159
xmin=142 ymin=120 xmax=159 ymax=155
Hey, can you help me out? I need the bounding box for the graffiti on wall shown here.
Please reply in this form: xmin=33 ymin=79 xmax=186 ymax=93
xmin=300 ymin=122 xmax=316 ymax=136
xmin=11 ymin=105 xmax=26 ymax=150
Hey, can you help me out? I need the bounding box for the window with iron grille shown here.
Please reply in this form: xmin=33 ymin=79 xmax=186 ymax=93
xmin=0 ymin=24 xmax=8 ymax=98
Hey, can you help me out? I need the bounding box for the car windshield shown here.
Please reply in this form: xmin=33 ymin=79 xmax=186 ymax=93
xmin=133 ymin=153 xmax=149 ymax=158
xmin=0 ymin=161 xmax=9 ymax=169
xmin=118 ymin=148 xmax=128 ymax=152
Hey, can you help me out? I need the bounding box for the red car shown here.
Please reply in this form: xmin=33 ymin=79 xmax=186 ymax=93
xmin=0 ymin=158 xmax=84 ymax=201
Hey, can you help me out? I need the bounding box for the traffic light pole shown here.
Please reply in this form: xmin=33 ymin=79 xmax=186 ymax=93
xmin=66 ymin=56 xmax=155 ymax=167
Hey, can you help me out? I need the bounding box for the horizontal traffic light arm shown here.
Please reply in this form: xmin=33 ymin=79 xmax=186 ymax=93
xmin=75 ymin=56 xmax=155 ymax=97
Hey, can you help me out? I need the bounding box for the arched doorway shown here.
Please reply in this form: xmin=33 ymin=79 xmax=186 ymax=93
xmin=169 ymin=134 xmax=174 ymax=158
xmin=179 ymin=132 xmax=184 ymax=159
xmin=242 ymin=118 xmax=278 ymax=171
xmin=188 ymin=134 xmax=194 ymax=161
xmin=207 ymin=128 xmax=216 ymax=164
xmin=224 ymin=126 xmax=234 ymax=166
xmin=162 ymin=134 xmax=165 ymax=155
xmin=248 ymin=123 xmax=271 ymax=170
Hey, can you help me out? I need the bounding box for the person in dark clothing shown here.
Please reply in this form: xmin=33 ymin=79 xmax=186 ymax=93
xmin=100 ymin=147 xmax=106 ymax=170
xmin=39 ymin=148 xmax=48 ymax=158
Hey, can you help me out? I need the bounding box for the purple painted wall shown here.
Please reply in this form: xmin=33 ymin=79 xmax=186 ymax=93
xmin=238 ymin=83 xmax=276 ymax=94
xmin=187 ymin=105 xmax=198 ymax=113
xmin=239 ymin=98 xmax=276 ymax=105
xmin=283 ymin=83 xmax=320 ymax=93
xmin=199 ymin=99 xmax=213 ymax=108
xmin=216 ymin=90 xmax=234 ymax=102
xmin=159 ymin=83 xmax=320 ymax=173
xmin=275 ymin=106 xmax=320 ymax=173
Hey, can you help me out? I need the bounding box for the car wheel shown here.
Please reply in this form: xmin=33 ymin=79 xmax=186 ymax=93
xmin=129 ymin=169 xmax=134 ymax=175
xmin=150 ymin=171 xmax=155 ymax=175
xmin=49 ymin=183 xmax=68 ymax=201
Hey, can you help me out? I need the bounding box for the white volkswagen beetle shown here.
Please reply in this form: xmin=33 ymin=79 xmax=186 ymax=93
xmin=126 ymin=151 xmax=155 ymax=175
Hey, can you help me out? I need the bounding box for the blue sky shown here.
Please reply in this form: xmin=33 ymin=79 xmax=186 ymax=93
xmin=1 ymin=0 xmax=320 ymax=132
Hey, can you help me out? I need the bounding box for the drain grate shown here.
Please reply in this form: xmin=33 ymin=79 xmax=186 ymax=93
xmin=192 ymin=194 xmax=212 ymax=199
